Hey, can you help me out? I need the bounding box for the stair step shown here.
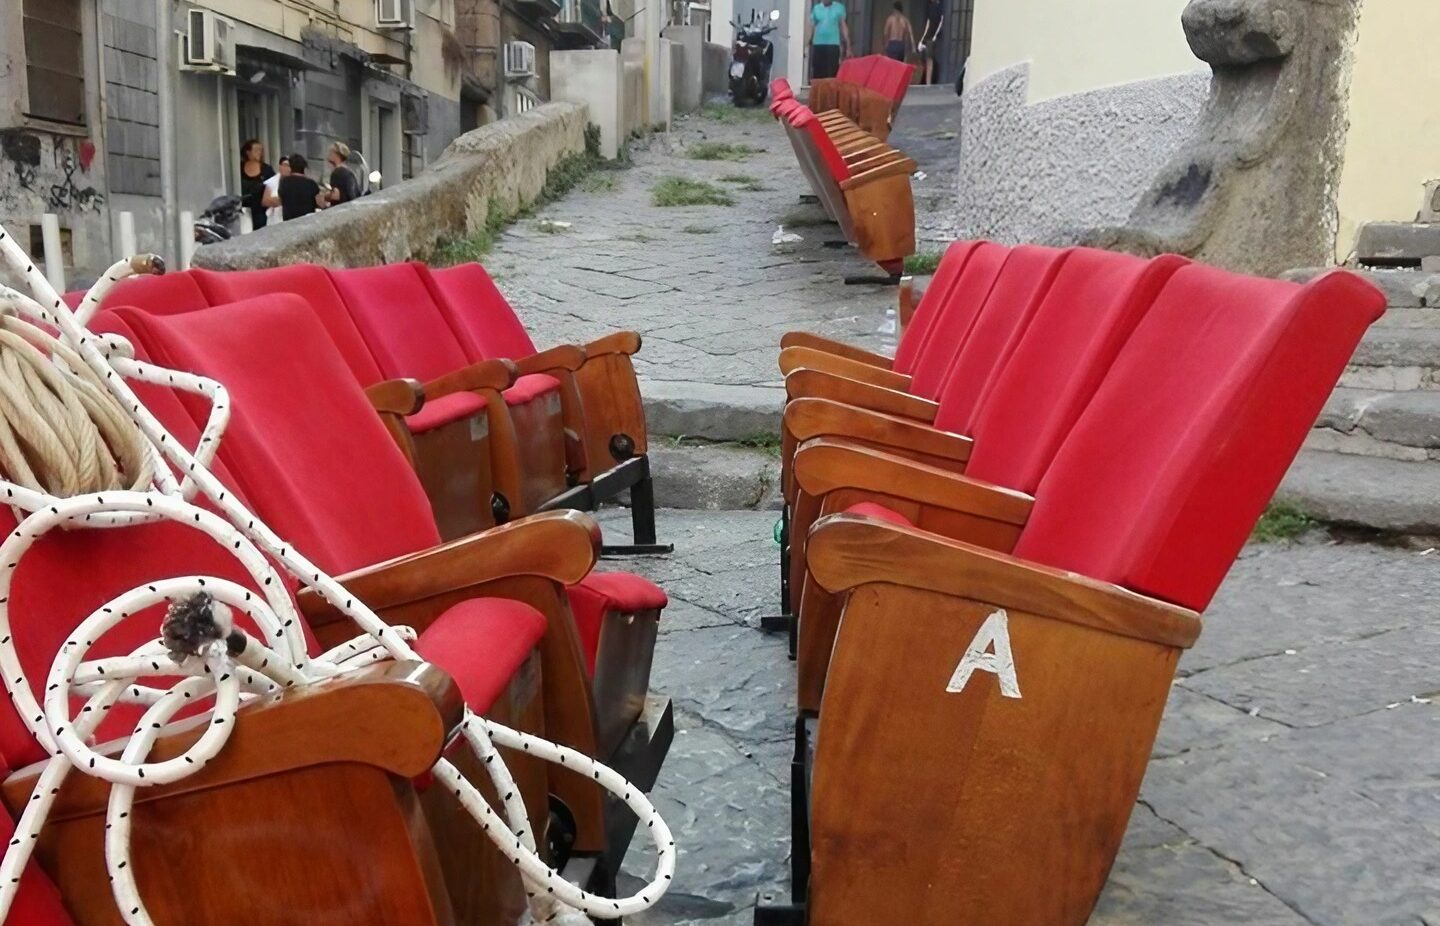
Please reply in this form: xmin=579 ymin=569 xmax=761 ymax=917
xmin=1317 ymin=387 xmax=1440 ymax=451
xmin=1341 ymin=327 xmax=1440 ymax=390
xmin=1279 ymin=449 xmax=1440 ymax=536
xmin=1353 ymin=222 xmax=1440 ymax=267
xmin=1284 ymin=266 xmax=1440 ymax=309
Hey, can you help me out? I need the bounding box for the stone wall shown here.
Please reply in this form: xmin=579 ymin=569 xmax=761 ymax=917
xmin=952 ymin=62 xmax=1209 ymax=245
xmin=192 ymin=102 xmax=589 ymax=271
xmin=702 ymin=43 xmax=730 ymax=98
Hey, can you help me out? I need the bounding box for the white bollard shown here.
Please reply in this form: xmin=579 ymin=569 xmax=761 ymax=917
xmin=239 ymin=210 xmax=254 ymax=235
xmin=178 ymin=211 xmax=195 ymax=270
xmin=117 ymin=212 xmax=137 ymax=259
xmin=40 ymin=215 xmax=65 ymax=293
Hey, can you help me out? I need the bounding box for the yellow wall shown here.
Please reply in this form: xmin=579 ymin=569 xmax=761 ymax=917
xmin=1333 ymin=0 xmax=1440 ymax=260
xmin=967 ymin=0 xmax=1199 ymax=102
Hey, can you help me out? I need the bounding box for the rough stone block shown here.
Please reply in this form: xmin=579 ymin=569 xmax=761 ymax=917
xmin=643 ymin=380 xmax=782 ymax=441
xmin=1353 ymin=222 xmax=1440 ymax=266
xmin=1278 ymin=449 xmax=1440 ymax=535
xmin=649 ymin=443 xmax=778 ymax=511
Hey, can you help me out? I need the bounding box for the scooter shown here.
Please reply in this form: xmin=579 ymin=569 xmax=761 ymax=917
xmin=192 ymin=194 xmax=244 ymax=245
xmin=730 ymin=9 xmax=780 ymax=106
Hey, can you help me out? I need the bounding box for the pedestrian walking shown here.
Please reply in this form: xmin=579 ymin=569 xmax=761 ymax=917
xmin=808 ymin=0 xmax=850 ymax=80
xmin=917 ymin=0 xmax=943 ymax=84
xmin=238 ymin=139 xmax=275 ymax=230
xmin=883 ymin=2 xmax=914 ymax=62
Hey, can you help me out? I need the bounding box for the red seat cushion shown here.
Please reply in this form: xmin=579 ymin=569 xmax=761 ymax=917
xmin=192 ymin=265 xmax=385 ymax=387
xmin=867 ymin=56 xmax=915 ymax=103
xmin=771 ymin=78 xmax=794 ymax=101
xmin=504 ymin=373 xmax=560 ymax=407
xmin=327 ymin=263 xmax=474 ymax=383
xmin=407 ymin=390 xmax=489 ymax=434
xmin=966 ymin=251 xmax=1188 ymax=494
xmin=892 ymin=240 xmax=984 ymax=375
xmin=565 ymin=572 xmax=667 ymax=675
xmin=932 ymin=245 xmax=1069 ymax=435
xmin=413 ymin=598 xmax=547 ymax=713
xmin=1014 ymin=266 xmax=1385 ymax=611
xmin=906 ymin=242 xmax=1009 ymax=400
xmin=427 ymin=264 xmax=539 ymax=363
xmin=837 ymin=56 xmax=875 ymax=86
xmin=844 ymin=501 xmax=914 ymax=527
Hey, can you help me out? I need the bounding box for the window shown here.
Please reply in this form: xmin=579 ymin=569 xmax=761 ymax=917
xmin=22 ymin=0 xmax=86 ymax=125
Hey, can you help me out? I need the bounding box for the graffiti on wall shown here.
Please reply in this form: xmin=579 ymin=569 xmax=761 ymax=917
xmin=0 ymin=129 xmax=105 ymax=214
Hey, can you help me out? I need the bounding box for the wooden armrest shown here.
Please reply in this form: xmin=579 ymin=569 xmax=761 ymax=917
xmin=794 ymin=438 xmax=1031 ymax=527
xmin=786 ymin=398 xmax=971 ymax=463
xmin=297 ymin=510 xmax=601 ymax=630
xmin=513 ymin=343 xmax=586 ymax=376
xmin=421 ymin=358 xmax=519 ymax=401
xmin=841 ymin=157 xmax=918 ymax=190
xmin=3 ymin=661 xmax=461 ymax=821
xmin=785 ymin=368 xmax=933 ymax=422
xmin=807 ymin=513 xmax=1201 ymax=648
xmin=367 ymin=378 xmax=426 ymax=417
xmin=581 ymin=330 xmax=643 ymax=357
xmin=779 ymin=331 xmax=893 ymax=368
xmin=780 ymin=346 xmax=908 ymax=389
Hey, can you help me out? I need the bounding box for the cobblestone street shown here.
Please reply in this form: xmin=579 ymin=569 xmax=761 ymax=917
xmin=487 ymin=103 xmax=1440 ymax=925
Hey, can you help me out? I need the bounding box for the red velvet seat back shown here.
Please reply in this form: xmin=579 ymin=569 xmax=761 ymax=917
xmin=891 ymin=240 xmax=981 ymax=374
xmin=931 ymin=245 xmax=1069 ymax=434
xmin=771 ymin=78 xmax=794 ymax=101
xmin=192 ymin=265 xmax=386 ymax=387
xmin=326 ymin=263 xmax=473 ymax=383
xmin=115 ymin=296 xmax=443 ymax=576
xmin=965 ymin=252 xmax=1188 ymax=494
xmin=100 ymin=271 xmax=209 ymax=314
xmin=1014 ymin=267 xmax=1385 ymax=611
xmin=905 ymin=242 xmax=1008 ymax=399
xmin=838 ymin=56 xmax=876 ymax=86
xmin=427 ymin=263 xmax=539 ymax=362
xmin=866 ymin=56 xmax=915 ymax=104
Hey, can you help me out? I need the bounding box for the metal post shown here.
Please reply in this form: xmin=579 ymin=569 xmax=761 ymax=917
xmin=117 ymin=211 xmax=137 ymax=258
xmin=40 ymin=215 xmax=65 ymax=293
xmin=178 ymin=211 xmax=194 ymax=270
xmin=156 ymin=0 xmax=180 ymax=262
xmin=239 ymin=210 xmax=254 ymax=235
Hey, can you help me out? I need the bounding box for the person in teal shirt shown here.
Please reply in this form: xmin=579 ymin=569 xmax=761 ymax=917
xmin=808 ymin=0 xmax=850 ymax=80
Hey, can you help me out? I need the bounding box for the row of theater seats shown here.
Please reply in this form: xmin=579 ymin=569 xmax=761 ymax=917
xmin=804 ymin=55 xmax=915 ymax=142
xmin=769 ymin=81 xmax=917 ymax=280
xmin=758 ymin=242 xmax=1385 ymax=924
xmin=64 ymin=261 xmax=664 ymax=552
xmin=1 ymin=268 xmax=675 ymax=922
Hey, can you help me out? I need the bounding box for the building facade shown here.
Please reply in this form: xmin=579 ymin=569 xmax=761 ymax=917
xmin=1 ymin=0 xmax=605 ymax=286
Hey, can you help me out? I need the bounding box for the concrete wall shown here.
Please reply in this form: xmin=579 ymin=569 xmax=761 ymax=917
xmin=193 ymin=102 xmax=588 ymax=270
xmin=662 ymin=25 xmax=705 ymax=113
xmin=621 ymin=59 xmax=646 ymax=139
xmin=1333 ymin=0 xmax=1440 ymax=260
xmin=552 ymin=50 xmax=623 ymax=158
xmin=967 ymin=0 xmax=1198 ymax=101
xmin=702 ymin=43 xmax=729 ymax=98
xmin=954 ymin=62 xmax=1208 ymax=245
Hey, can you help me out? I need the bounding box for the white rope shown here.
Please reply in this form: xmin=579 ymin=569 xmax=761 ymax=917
xmin=0 ymin=228 xmax=675 ymax=924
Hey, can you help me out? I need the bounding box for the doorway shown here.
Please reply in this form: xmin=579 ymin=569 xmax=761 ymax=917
xmin=235 ymin=87 xmax=281 ymax=176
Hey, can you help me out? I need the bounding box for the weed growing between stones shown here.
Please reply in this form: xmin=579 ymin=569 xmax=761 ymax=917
xmin=688 ymin=141 xmax=762 ymax=161
xmin=719 ymin=174 xmax=766 ymax=191
xmin=652 ymin=177 xmax=735 ymax=207
xmin=1251 ymin=502 xmax=1317 ymax=542
xmin=903 ymin=251 xmax=943 ymax=275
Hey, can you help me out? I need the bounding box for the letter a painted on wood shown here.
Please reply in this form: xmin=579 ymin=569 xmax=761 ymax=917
xmin=945 ymin=610 xmax=1021 ymax=699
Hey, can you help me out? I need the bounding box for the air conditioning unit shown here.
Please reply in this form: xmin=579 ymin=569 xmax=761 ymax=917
xmin=503 ymin=41 xmax=536 ymax=79
xmin=183 ymin=9 xmax=235 ymax=74
xmin=376 ymin=0 xmax=414 ymax=29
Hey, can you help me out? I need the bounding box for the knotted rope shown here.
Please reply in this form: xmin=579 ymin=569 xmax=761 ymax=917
xmin=0 ymin=228 xmax=674 ymax=926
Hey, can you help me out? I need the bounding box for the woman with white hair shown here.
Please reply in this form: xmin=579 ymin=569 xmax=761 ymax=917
xmin=323 ymin=141 xmax=361 ymax=206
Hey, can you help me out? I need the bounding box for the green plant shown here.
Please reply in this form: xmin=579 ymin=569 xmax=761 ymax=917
xmin=1251 ymin=502 xmax=1317 ymax=543
xmin=581 ymin=172 xmax=618 ymax=193
xmin=904 ymin=252 xmax=943 ymax=275
xmin=719 ymin=173 xmax=766 ymax=191
xmin=688 ymin=141 xmax=762 ymax=161
xmin=736 ymin=433 xmax=782 ymax=459
xmin=430 ymin=198 xmax=510 ymax=264
xmin=652 ymin=176 xmax=735 ymax=207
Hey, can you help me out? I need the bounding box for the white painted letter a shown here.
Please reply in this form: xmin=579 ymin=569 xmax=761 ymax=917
xmin=945 ymin=610 xmax=1022 ymax=699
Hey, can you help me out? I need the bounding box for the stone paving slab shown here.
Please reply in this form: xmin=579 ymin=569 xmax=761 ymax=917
xmin=597 ymin=510 xmax=1439 ymax=925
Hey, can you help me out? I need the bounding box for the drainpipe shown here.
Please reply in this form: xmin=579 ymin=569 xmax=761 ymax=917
xmin=156 ymin=0 xmax=180 ymax=261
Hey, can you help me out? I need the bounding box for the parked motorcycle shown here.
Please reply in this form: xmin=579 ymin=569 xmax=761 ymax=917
xmin=730 ymin=9 xmax=781 ymax=106
xmin=192 ymin=194 xmax=244 ymax=245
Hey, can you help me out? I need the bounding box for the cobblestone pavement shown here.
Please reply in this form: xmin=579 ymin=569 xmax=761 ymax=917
xmin=601 ymin=510 xmax=1440 ymax=926
xmin=484 ymin=97 xmax=961 ymax=397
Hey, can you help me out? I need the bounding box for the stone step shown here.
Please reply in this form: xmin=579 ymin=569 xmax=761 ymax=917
xmin=1278 ymin=449 xmax=1440 ymax=536
xmin=1283 ymin=266 xmax=1440 ymax=310
xmin=643 ymin=380 xmax=783 ymax=442
xmin=1352 ymin=222 xmax=1440 ymax=267
xmin=1310 ymin=387 xmax=1440 ymax=460
xmin=649 ymin=442 xmax=781 ymax=511
xmin=1341 ymin=327 xmax=1440 ymax=391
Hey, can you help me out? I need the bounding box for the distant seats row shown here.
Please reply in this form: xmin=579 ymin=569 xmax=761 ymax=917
xmin=803 ymin=55 xmax=915 ymax=141
xmin=769 ymin=82 xmax=916 ymax=281
xmin=757 ymin=241 xmax=1385 ymax=924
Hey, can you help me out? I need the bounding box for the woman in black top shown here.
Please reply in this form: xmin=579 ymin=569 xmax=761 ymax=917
xmin=263 ymin=153 xmax=322 ymax=221
xmin=918 ymin=0 xmax=943 ymax=84
xmin=238 ymin=139 xmax=275 ymax=229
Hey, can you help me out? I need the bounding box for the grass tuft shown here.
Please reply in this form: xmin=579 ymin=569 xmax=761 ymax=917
xmin=688 ymin=141 xmax=762 ymax=161
xmin=903 ymin=252 xmax=944 ymax=275
xmin=719 ymin=173 xmax=766 ymax=191
xmin=652 ymin=176 xmax=735 ymax=207
xmin=1251 ymin=502 xmax=1317 ymax=543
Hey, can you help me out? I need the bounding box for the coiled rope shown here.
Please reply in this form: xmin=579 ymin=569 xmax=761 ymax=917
xmin=0 ymin=226 xmax=675 ymax=925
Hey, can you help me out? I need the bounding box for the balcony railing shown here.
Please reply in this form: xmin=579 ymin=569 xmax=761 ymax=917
xmin=557 ymin=0 xmax=605 ymax=45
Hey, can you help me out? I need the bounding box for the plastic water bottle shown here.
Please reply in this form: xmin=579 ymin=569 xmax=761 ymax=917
xmin=877 ymin=306 xmax=898 ymax=356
